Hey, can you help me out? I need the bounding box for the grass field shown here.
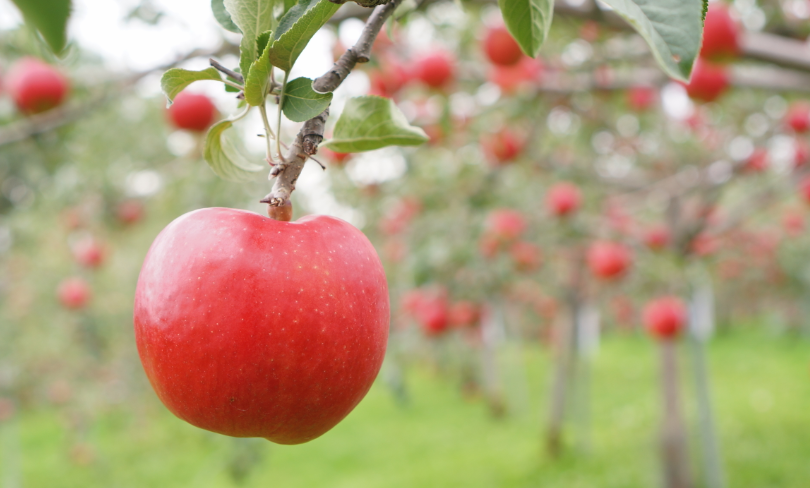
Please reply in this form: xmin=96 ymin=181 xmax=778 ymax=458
xmin=3 ymin=328 xmax=808 ymax=487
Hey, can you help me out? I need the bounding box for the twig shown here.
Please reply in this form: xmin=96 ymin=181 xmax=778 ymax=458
xmin=209 ymin=57 xmax=244 ymax=84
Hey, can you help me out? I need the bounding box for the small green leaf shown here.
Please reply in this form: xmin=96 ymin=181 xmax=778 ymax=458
xmin=598 ymin=0 xmax=706 ymax=81
xmin=211 ymin=0 xmax=240 ymax=33
xmin=11 ymin=0 xmax=72 ymax=54
xmin=322 ymin=96 xmax=429 ymax=153
xmin=267 ymin=0 xmax=341 ymax=72
xmin=224 ymin=0 xmax=279 ymax=80
xmin=281 ymin=77 xmax=332 ymax=122
xmin=204 ymin=119 xmax=264 ymax=182
xmin=498 ymin=0 xmax=553 ymax=58
xmin=161 ymin=68 xmax=223 ymax=105
xmin=244 ymin=30 xmax=274 ymax=106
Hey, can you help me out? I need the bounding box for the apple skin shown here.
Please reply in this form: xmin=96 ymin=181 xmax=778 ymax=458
xmin=134 ymin=208 xmax=389 ymax=445
xmin=483 ymin=26 xmax=524 ymax=66
xmin=587 ymin=241 xmax=631 ymax=280
xmin=58 ymin=277 xmax=91 ymax=310
xmin=72 ymin=237 xmax=106 ymax=269
xmin=626 ymin=85 xmax=657 ymax=111
xmin=785 ymin=102 xmax=810 ymax=134
xmin=546 ymin=182 xmax=581 ymax=217
xmin=168 ymin=92 xmax=217 ymax=132
xmin=486 ymin=209 xmax=527 ymax=242
xmin=414 ymin=51 xmax=455 ymax=88
xmin=643 ymin=296 xmax=687 ymax=340
xmin=6 ymin=57 xmax=69 ymax=114
xmin=700 ymin=3 xmax=740 ymax=62
xmin=643 ymin=225 xmax=670 ymax=251
xmin=683 ymin=58 xmax=729 ymax=103
xmin=482 ymin=130 xmax=524 ymax=166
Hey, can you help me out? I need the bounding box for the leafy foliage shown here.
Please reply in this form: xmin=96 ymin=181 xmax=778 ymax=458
xmin=211 ymin=0 xmax=241 ymax=33
xmin=204 ymin=119 xmax=264 ymax=182
xmin=498 ymin=0 xmax=554 ymax=58
xmin=266 ymin=0 xmax=341 ymax=72
xmin=160 ymin=68 xmax=223 ymax=105
xmin=281 ymin=77 xmax=332 ymax=122
xmin=224 ymin=0 xmax=279 ymax=80
xmin=10 ymin=0 xmax=71 ymax=53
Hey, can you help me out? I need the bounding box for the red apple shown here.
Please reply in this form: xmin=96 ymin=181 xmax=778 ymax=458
xmin=587 ymin=241 xmax=631 ymax=280
xmin=57 ymin=277 xmax=91 ymax=310
xmin=116 ymin=200 xmax=145 ymax=225
xmin=509 ymin=241 xmax=541 ymax=272
xmin=168 ymin=92 xmax=217 ymax=132
xmin=488 ymin=57 xmax=542 ymax=94
xmin=643 ymin=225 xmax=670 ymax=251
xmin=134 ymin=208 xmax=389 ymax=444
xmin=794 ymin=138 xmax=810 ymax=168
xmin=627 ymin=85 xmax=658 ymax=111
xmin=700 ymin=3 xmax=740 ymax=62
xmin=546 ymin=182 xmax=582 ymax=217
xmin=643 ymin=296 xmax=687 ymax=340
xmin=72 ymin=237 xmax=106 ymax=269
xmin=449 ymin=301 xmax=480 ymax=328
xmin=320 ymin=148 xmax=352 ymax=165
xmin=745 ymin=148 xmax=768 ymax=173
xmin=413 ymin=51 xmax=455 ymax=89
xmin=368 ymin=56 xmax=410 ymax=98
xmin=6 ymin=57 xmax=69 ymax=114
xmin=785 ymin=102 xmax=810 ymax=134
xmin=482 ymin=129 xmax=524 ymax=166
xmin=684 ymin=58 xmax=729 ymax=103
xmin=415 ymin=293 xmax=450 ymax=336
xmin=486 ymin=209 xmax=527 ymax=242
xmin=483 ymin=25 xmax=524 ymax=66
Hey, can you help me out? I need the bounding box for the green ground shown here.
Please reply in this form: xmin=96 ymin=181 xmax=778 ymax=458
xmin=3 ymin=329 xmax=809 ymax=488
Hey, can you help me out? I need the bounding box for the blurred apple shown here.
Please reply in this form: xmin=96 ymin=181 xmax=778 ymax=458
xmin=485 ymin=209 xmax=527 ymax=242
xmin=72 ymin=237 xmax=106 ymax=269
xmin=700 ymin=3 xmax=740 ymax=62
xmin=587 ymin=241 xmax=632 ymax=280
xmin=414 ymin=51 xmax=455 ymax=88
xmin=546 ymin=182 xmax=581 ymax=218
xmin=483 ymin=25 xmax=524 ymax=66
xmin=643 ymin=296 xmax=687 ymax=340
xmin=168 ymin=92 xmax=217 ymax=132
xmin=683 ymin=58 xmax=729 ymax=103
xmin=57 ymin=277 xmax=91 ymax=310
xmin=6 ymin=57 xmax=69 ymax=114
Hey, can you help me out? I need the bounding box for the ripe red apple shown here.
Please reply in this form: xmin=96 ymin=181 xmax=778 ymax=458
xmin=368 ymin=56 xmax=410 ymax=98
xmin=116 ymin=200 xmax=145 ymax=225
xmin=486 ymin=209 xmax=527 ymax=242
xmin=745 ymin=148 xmax=768 ymax=173
xmin=320 ymin=147 xmax=352 ymax=165
xmin=134 ymin=208 xmax=389 ymax=444
xmin=587 ymin=241 xmax=631 ymax=280
xmin=449 ymin=301 xmax=480 ymax=328
xmin=57 ymin=277 xmax=91 ymax=310
xmin=684 ymin=58 xmax=729 ymax=103
xmin=168 ymin=92 xmax=217 ymax=132
xmin=643 ymin=225 xmax=670 ymax=251
xmin=626 ymin=85 xmax=658 ymax=111
xmin=72 ymin=237 xmax=106 ymax=269
xmin=785 ymin=102 xmax=810 ymax=134
xmin=643 ymin=296 xmax=687 ymax=340
xmin=482 ymin=129 xmax=524 ymax=166
xmin=6 ymin=57 xmax=69 ymax=114
xmin=509 ymin=241 xmax=541 ymax=272
xmin=413 ymin=51 xmax=455 ymax=89
xmin=700 ymin=3 xmax=740 ymax=62
xmin=415 ymin=293 xmax=450 ymax=336
xmin=546 ymin=182 xmax=582 ymax=217
xmin=488 ymin=57 xmax=542 ymax=93
xmin=483 ymin=26 xmax=524 ymax=66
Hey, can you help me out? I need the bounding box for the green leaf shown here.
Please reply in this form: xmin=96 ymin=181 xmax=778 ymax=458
xmin=10 ymin=0 xmax=72 ymax=54
xmin=598 ymin=0 xmax=706 ymax=81
xmin=322 ymin=96 xmax=429 ymax=153
xmin=498 ymin=0 xmax=553 ymax=58
xmin=281 ymin=77 xmax=332 ymax=122
xmin=266 ymin=0 xmax=341 ymax=72
xmin=204 ymin=119 xmax=264 ymax=182
xmin=244 ymin=30 xmax=274 ymax=106
xmin=160 ymin=68 xmax=223 ymax=105
xmin=211 ymin=0 xmax=240 ymax=33
xmin=224 ymin=0 xmax=279 ymax=80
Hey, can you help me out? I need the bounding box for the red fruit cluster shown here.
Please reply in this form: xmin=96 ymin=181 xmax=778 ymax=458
xmin=6 ymin=57 xmax=69 ymax=114
xmin=482 ymin=129 xmax=524 ymax=166
xmin=448 ymin=301 xmax=481 ymax=328
xmin=643 ymin=296 xmax=687 ymax=340
xmin=643 ymin=225 xmax=670 ymax=251
xmin=57 ymin=277 xmax=91 ymax=310
xmin=587 ymin=241 xmax=632 ymax=280
xmin=545 ymin=182 xmax=582 ymax=218
xmin=168 ymin=92 xmax=217 ymax=132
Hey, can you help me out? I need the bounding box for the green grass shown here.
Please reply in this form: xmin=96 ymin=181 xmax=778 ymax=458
xmin=3 ymin=329 xmax=809 ymax=487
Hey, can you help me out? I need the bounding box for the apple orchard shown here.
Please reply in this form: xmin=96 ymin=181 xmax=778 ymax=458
xmin=2 ymin=0 xmax=810 ymax=486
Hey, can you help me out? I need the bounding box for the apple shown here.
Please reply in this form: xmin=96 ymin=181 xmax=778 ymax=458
xmin=449 ymin=301 xmax=480 ymax=328
xmin=116 ymin=200 xmax=145 ymax=225
xmin=168 ymin=92 xmax=217 ymax=132
xmin=587 ymin=241 xmax=631 ymax=280
xmin=368 ymin=56 xmax=410 ymax=98
xmin=415 ymin=293 xmax=450 ymax=336
xmin=72 ymin=237 xmax=106 ymax=268
xmin=546 ymin=182 xmax=581 ymax=217
xmin=509 ymin=241 xmax=541 ymax=272
xmin=413 ymin=51 xmax=455 ymax=89
xmin=684 ymin=58 xmax=729 ymax=103
xmin=785 ymin=102 xmax=810 ymax=134
xmin=482 ymin=129 xmax=524 ymax=166
xmin=6 ymin=57 xmax=69 ymax=114
xmin=643 ymin=225 xmax=670 ymax=251
xmin=700 ymin=3 xmax=740 ymax=62
xmin=134 ymin=208 xmax=389 ymax=444
xmin=745 ymin=148 xmax=768 ymax=173
xmin=485 ymin=209 xmax=527 ymax=242
xmin=488 ymin=57 xmax=542 ymax=94
xmin=320 ymin=147 xmax=352 ymax=165
xmin=483 ymin=25 xmax=524 ymax=66
xmin=626 ymin=85 xmax=658 ymax=111
xmin=57 ymin=277 xmax=91 ymax=310
xmin=643 ymin=296 xmax=687 ymax=340
xmin=794 ymin=139 xmax=810 ymax=168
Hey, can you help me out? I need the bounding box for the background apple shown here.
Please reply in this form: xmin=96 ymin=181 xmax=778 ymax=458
xmin=57 ymin=277 xmax=91 ymax=310
xmin=546 ymin=182 xmax=581 ymax=218
xmin=643 ymin=297 xmax=687 ymax=340
xmin=587 ymin=241 xmax=631 ymax=280
xmin=414 ymin=51 xmax=455 ymax=89
xmin=6 ymin=57 xmax=69 ymax=114
xmin=168 ymin=91 xmax=217 ymax=132
xmin=483 ymin=25 xmax=524 ymax=67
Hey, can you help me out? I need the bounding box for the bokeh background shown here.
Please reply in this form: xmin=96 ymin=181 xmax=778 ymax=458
xmin=1 ymin=0 xmax=810 ymax=486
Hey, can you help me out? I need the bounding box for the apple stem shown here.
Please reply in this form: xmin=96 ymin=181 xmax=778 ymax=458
xmin=262 ymin=0 xmax=404 ymax=216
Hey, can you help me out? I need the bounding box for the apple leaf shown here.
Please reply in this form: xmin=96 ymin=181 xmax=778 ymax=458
xmin=322 ymin=96 xmax=429 ymax=153
xmin=10 ymin=0 xmax=72 ymax=54
xmin=498 ymin=0 xmax=553 ymax=58
xmin=281 ymin=77 xmax=332 ymax=122
xmin=204 ymin=119 xmax=264 ymax=182
xmin=598 ymin=0 xmax=706 ymax=81
xmin=244 ymin=30 xmax=274 ymax=106
xmin=266 ymin=0 xmax=341 ymax=72
xmin=224 ymin=0 xmax=279 ymax=80
xmin=211 ymin=0 xmax=240 ymax=33
xmin=161 ymin=68 xmax=223 ymax=105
